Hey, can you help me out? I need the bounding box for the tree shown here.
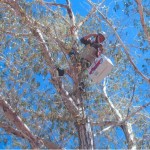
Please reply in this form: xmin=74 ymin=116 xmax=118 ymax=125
xmin=0 ymin=0 xmax=150 ymax=149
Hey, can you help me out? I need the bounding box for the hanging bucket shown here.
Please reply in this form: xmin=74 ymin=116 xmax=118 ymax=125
xmin=88 ymin=54 xmax=113 ymax=83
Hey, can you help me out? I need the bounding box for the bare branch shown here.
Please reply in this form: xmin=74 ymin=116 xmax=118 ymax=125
xmin=127 ymin=84 xmax=136 ymax=117
xmin=95 ymin=101 xmax=150 ymax=148
xmin=43 ymin=0 xmax=75 ymax=24
xmin=135 ymin=0 xmax=150 ymax=43
xmin=103 ymin=79 xmax=122 ymax=121
xmin=123 ymin=101 xmax=150 ymax=123
xmin=0 ymin=96 xmax=40 ymax=148
xmin=42 ymin=2 xmax=70 ymax=25
xmin=0 ymin=122 xmax=29 ymax=139
xmin=87 ymin=0 xmax=150 ymax=84
xmin=65 ymin=0 xmax=75 ymax=26
xmin=43 ymin=2 xmax=68 ymax=9
xmin=102 ymin=79 xmax=137 ymax=149
xmin=0 ymin=122 xmax=61 ymax=149
xmin=92 ymin=121 xmax=118 ymax=126
xmin=77 ymin=1 xmax=105 ymax=28
xmin=93 ymin=125 xmax=114 ymax=136
xmin=1 ymin=30 xmax=31 ymax=37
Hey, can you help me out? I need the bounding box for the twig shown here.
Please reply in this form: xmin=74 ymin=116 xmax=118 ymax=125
xmin=2 ymin=30 xmax=31 ymax=37
xmin=43 ymin=2 xmax=68 ymax=9
xmin=42 ymin=2 xmax=70 ymax=25
xmin=123 ymin=101 xmax=150 ymax=123
xmin=77 ymin=0 xmax=105 ymax=28
xmin=127 ymin=84 xmax=136 ymax=117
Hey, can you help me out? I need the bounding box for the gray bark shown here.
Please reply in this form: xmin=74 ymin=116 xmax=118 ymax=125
xmin=75 ymin=118 xmax=94 ymax=149
xmin=121 ymin=123 xmax=137 ymax=150
xmin=103 ymin=79 xmax=137 ymax=149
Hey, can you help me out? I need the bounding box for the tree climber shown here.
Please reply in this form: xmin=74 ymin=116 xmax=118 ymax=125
xmin=56 ymin=32 xmax=106 ymax=76
xmin=80 ymin=32 xmax=105 ymax=65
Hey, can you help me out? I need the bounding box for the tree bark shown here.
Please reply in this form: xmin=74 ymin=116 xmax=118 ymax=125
xmin=102 ymin=79 xmax=137 ymax=149
xmin=75 ymin=118 xmax=94 ymax=149
xmin=121 ymin=123 xmax=136 ymax=150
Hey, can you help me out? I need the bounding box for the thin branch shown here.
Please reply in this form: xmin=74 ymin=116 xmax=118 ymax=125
xmin=127 ymin=84 xmax=136 ymax=117
xmin=102 ymin=79 xmax=137 ymax=149
xmin=93 ymin=101 xmax=150 ymax=129
xmin=103 ymin=79 xmax=122 ymax=121
xmin=43 ymin=2 xmax=68 ymax=9
xmin=87 ymin=0 xmax=150 ymax=84
xmin=65 ymin=0 xmax=75 ymax=26
xmin=2 ymin=30 xmax=31 ymax=37
xmin=123 ymin=101 xmax=150 ymax=123
xmin=77 ymin=0 xmax=105 ymax=29
xmin=135 ymin=0 xmax=150 ymax=43
xmin=93 ymin=125 xmax=114 ymax=136
xmin=0 ymin=121 xmax=61 ymax=149
xmin=92 ymin=121 xmax=118 ymax=127
xmin=44 ymin=0 xmax=75 ymax=24
xmin=94 ymin=101 xmax=150 ymax=139
xmin=42 ymin=2 xmax=70 ymax=25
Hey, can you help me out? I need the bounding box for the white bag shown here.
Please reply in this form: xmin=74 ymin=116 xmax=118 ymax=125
xmin=87 ymin=54 xmax=113 ymax=83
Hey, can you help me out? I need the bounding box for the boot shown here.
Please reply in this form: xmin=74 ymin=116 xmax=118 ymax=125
xmin=56 ymin=68 xmax=65 ymax=76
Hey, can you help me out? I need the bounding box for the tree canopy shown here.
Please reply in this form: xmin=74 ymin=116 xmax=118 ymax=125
xmin=0 ymin=0 xmax=150 ymax=149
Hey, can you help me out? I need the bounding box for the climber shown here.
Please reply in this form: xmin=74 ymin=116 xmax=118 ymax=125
xmin=80 ymin=32 xmax=105 ymax=65
xmin=56 ymin=32 xmax=106 ymax=76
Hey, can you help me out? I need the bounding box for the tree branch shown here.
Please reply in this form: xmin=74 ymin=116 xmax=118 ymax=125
xmin=43 ymin=2 xmax=68 ymax=9
xmin=42 ymin=2 xmax=70 ymax=25
xmin=0 ymin=122 xmax=61 ymax=149
xmin=77 ymin=1 xmax=105 ymax=29
xmin=135 ymin=0 xmax=150 ymax=43
xmin=123 ymin=101 xmax=150 ymax=123
xmin=0 ymin=122 xmax=29 ymax=139
xmin=92 ymin=121 xmax=118 ymax=126
xmin=93 ymin=125 xmax=114 ymax=136
xmin=103 ymin=79 xmax=122 ymax=121
xmin=1 ymin=0 xmax=80 ymax=118
xmin=44 ymin=0 xmax=75 ymax=24
xmin=65 ymin=0 xmax=75 ymax=26
xmin=127 ymin=84 xmax=136 ymax=117
xmin=87 ymin=0 xmax=150 ymax=84
xmin=0 ymin=96 xmax=40 ymax=148
xmin=1 ymin=30 xmax=31 ymax=37
xmin=102 ymin=79 xmax=137 ymax=149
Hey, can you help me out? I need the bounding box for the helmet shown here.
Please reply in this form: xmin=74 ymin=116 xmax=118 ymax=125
xmin=98 ymin=31 xmax=106 ymax=37
xmin=96 ymin=31 xmax=106 ymax=43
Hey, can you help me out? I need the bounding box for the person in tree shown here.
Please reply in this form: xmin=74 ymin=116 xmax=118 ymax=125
xmin=56 ymin=32 xmax=106 ymax=76
xmin=80 ymin=32 xmax=105 ymax=65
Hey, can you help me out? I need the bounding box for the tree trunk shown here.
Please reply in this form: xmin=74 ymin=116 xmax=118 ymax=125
xmin=75 ymin=118 xmax=94 ymax=149
xmin=121 ymin=123 xmax=137 ymax=150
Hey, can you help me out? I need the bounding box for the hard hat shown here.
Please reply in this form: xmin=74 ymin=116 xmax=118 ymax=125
xmin=97 ymin=32 xmax=106 ymax=42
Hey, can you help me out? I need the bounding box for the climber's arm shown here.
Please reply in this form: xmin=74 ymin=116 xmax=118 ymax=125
xmin=80 ymin=34 xmax=97 ymax=45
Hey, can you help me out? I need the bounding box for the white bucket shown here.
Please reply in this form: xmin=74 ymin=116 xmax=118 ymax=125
xmin=87 ymin=54 xmax=113 ymax=83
